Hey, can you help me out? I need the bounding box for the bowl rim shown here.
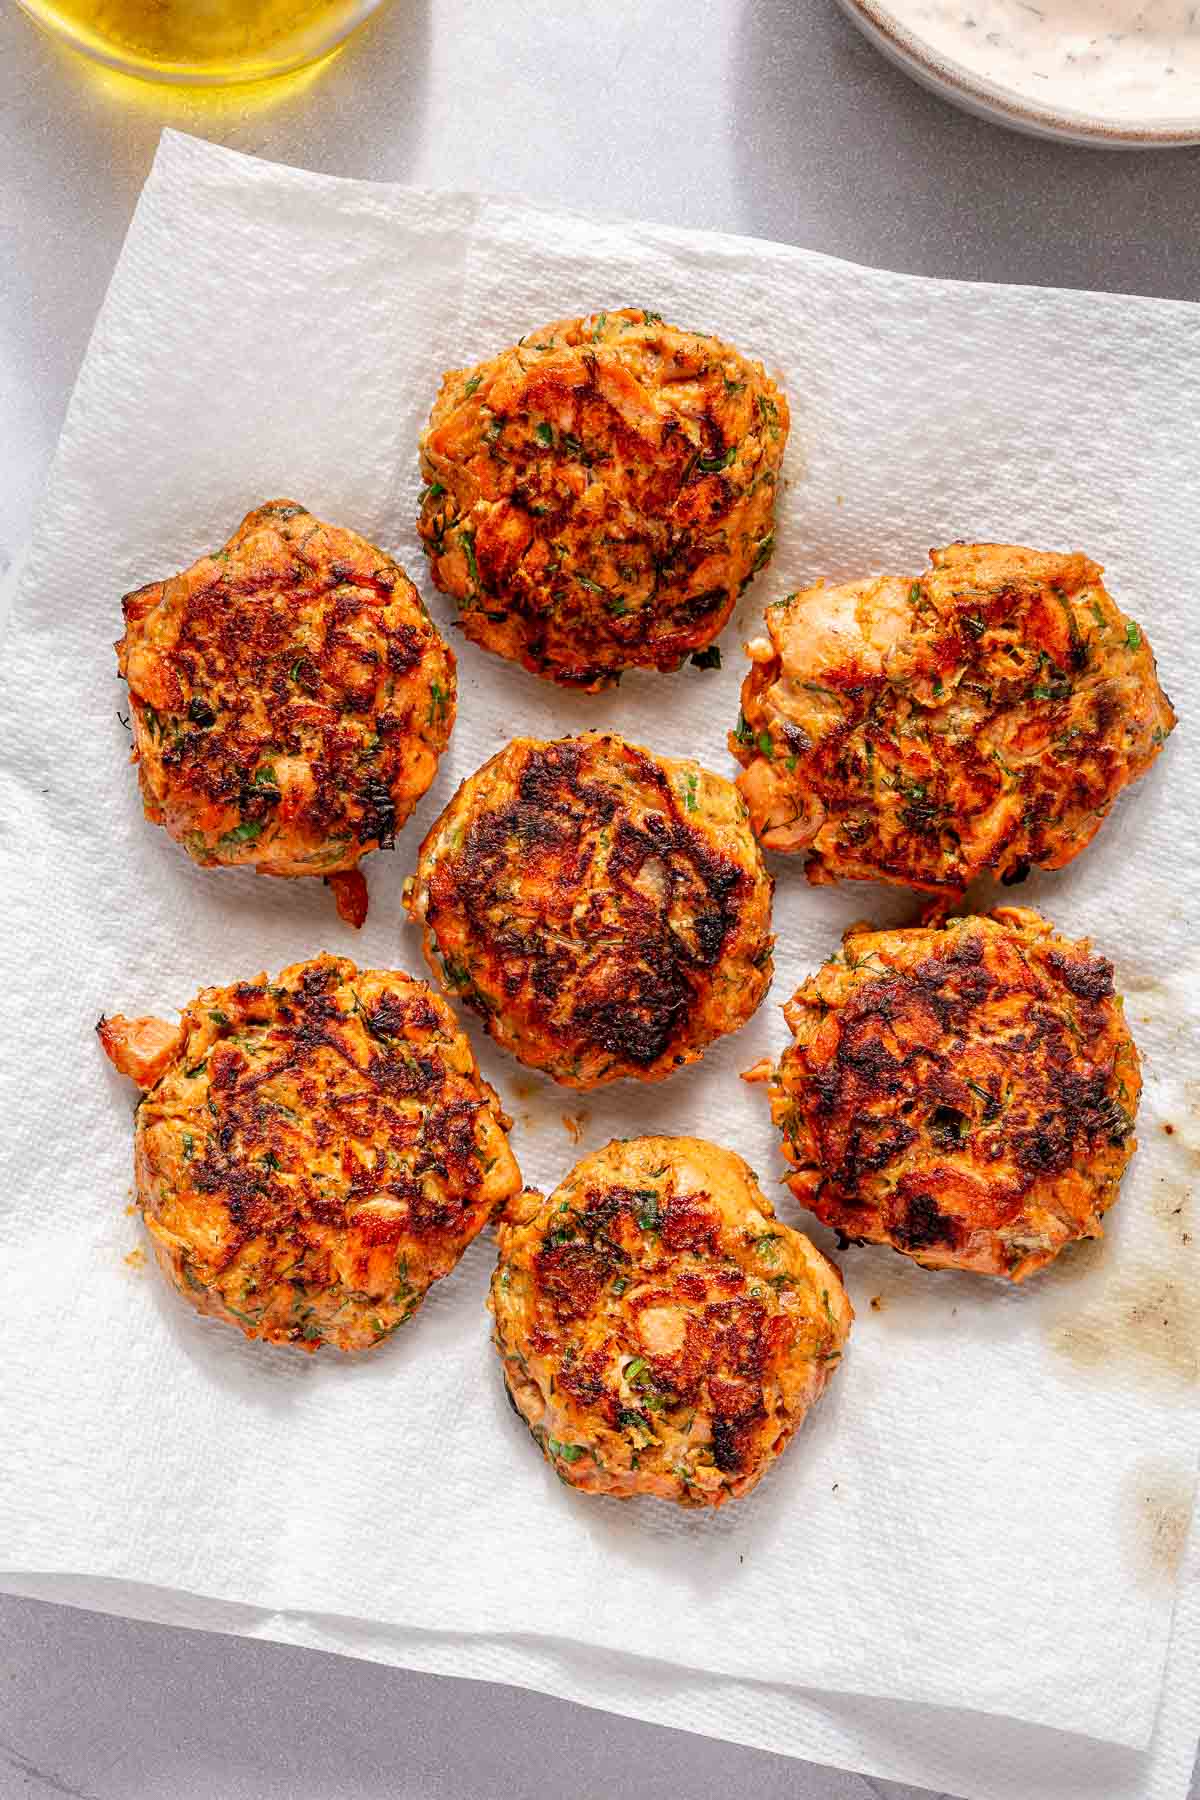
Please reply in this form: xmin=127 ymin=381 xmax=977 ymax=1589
xmin=839 ymin=0 xmax=1200 ymax=146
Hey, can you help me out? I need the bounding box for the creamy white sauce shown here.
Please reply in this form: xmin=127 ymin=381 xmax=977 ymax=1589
xmin=883 ymin=0 xmax=1200 ymax=120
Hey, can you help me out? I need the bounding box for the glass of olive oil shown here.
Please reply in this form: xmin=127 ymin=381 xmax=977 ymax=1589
xmin=15 ymin=0 xmax=386 ymax=82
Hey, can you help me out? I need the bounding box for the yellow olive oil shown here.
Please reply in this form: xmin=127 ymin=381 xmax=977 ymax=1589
xmin=17 ymin=0 xmax=379 ymax=82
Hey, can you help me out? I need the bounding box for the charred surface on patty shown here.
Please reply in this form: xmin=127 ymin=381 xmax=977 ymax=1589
xmin=417 ymin=309 xmax=788 ymax=689
xmin=116 ymin=501 xmax=456 ymax=906
xmin=760 ymin=907 xmax=1141 ymax=1281
xmin=490 ymin=1136 xmax=851 ymax=1506
xmin=97 ymin=956 xmax=521 ymax=1351
xmin=733 ymin=542 xmax=1176 ymax=896
xmin=406 ymin=734 xmax=774 ymax=1087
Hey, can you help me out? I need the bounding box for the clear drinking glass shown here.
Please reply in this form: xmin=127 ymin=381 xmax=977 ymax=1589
xmin=14 ymin=0 xmax=386 ymax=83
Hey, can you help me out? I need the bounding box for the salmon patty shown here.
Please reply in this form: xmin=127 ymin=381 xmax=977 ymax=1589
xmin=97 ymin=955 xmax=521 ymax=1350
xmin=417 ymin=309 xmax=788 ymax=689
xmin=733 ymin=542 xmax=1175 ymax=897
xmin=490 ymin=1136 xmax=851 ymax=1506
xmin=749 ymin=908 xmax=1141 ymax=1281
xmin=404 ymin=733 xmax=774 ymax=1087
xmin=118 ymin=500 xmax=456 ymax=926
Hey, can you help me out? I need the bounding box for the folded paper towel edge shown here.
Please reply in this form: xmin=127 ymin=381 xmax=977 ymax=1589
xmin=153 ymin=127 xmax=1200 ymax=320
xmin=0 ymin=1567 xmax=1171 ymax=1788
xmin=0 ymin=1564 xmax=1164 ymax=1754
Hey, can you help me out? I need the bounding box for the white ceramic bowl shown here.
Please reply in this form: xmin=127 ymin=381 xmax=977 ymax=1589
xmin=836 ymin=0 xmax=1200 ymax=146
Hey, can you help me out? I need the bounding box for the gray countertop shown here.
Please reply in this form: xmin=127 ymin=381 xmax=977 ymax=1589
xmin=1 ymin=4 xmax=1197 ymax=1796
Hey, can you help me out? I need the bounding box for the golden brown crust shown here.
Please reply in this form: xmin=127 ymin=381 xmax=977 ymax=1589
xmin=97 ymin=956 xmax=522 ymax=1351
xmin=117 ymin=501 xmax=456 ymax=896
xmin=762 ymin=907 xmax=1142 ymax=1281
xmin=490 ymin=1136 xmax=852 ymax=1506
xmin=404 ymin=733 xmax=775 ymax=1087
xmin=732 ymin=542 xmax=1176 ymax=896
xmin=417 ymin=309 xmax=788 ymax=689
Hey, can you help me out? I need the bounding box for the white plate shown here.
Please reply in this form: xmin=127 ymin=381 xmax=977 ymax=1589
xmin=836 ymin=0 xmax=1200 ymax=145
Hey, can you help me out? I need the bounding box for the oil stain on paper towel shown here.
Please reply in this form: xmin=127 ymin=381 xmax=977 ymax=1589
xmin=1048 ymin=1265 xmax=1199 ymax=1386
xmin=1121 ymin=1459 xmax=1194 ymax=1585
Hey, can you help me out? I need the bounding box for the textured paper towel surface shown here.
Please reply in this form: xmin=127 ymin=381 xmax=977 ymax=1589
xmin=1 ymin=132 xmax=1197 ymax=1758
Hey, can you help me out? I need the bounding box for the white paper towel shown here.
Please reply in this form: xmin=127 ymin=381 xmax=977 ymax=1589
xmin=1 ymin=131 xmax=1197 ymax=1783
